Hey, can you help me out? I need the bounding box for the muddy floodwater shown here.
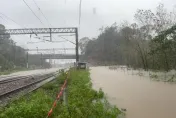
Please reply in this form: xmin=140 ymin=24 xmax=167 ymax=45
xmin=90 ymin=66 xmax=176 ymax=118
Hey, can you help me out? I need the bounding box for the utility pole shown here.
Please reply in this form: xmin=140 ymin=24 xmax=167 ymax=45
xmin=41 ymin=53 xmax=43 ymax=68
xmin=53 ymin=48 xmax=55 ymax=67
xmin=36 ymin=47 xmax=38 ymax=53
xmin=79 ymin=0 xmax=82 ymax=30
xmin=36 ymin=47 xmax=43 ymax=68
xmin=49 ymin=54 xmax=52 ymax=67
xmin=13 ymin=42 xmax=16 ymax=64
xmin=75 ymin=28 xmax=79 ymax=62
xmin=49 ymin=28 xmax=52 ymax=41
xmin=1 ymin=28 xmax=80 ymax=63
xmin=26 ymin=51 xmax=28 ymax=68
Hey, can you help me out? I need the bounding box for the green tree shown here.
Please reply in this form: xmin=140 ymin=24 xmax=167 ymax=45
xmin=0 ymin=24 xmax=51 ymax=71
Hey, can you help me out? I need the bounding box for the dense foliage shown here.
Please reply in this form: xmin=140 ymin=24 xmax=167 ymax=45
xmin=0 ymin=24 xmax=50 ymax=72
xmin=81 ymin=3 xmax=176 ymax=71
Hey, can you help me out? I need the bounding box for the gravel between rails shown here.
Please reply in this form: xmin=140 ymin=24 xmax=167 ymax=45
xmin=0 ymin=75 xmax=56 ymax=107
xmin=0 ymin=73 xmax=53 ymax=96
xmin=0 ymin=73 xmax=56 ymax=107
xmin=0 ymin=68 xmax=66 ymax=107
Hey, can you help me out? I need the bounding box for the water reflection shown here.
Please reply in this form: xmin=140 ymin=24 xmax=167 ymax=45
xmin=108 ymin=66 xmax=176 ymax=82
xmin=91 ymin=66 xmax=176 ymax=118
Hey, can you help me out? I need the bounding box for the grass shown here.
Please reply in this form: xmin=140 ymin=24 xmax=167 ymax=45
xmin=149 ymin=73 xmax=158 ymax=78
xmin=58 ymin=69 xmax=121 ymax=118
xmin=0 ymin=71 xmax=66 ymax=118
xmin=0 ymin=69 xmax=121 ymax=118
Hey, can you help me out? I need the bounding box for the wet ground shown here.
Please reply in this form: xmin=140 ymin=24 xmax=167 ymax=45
xmin=0 ymin=68 xmax=60 ymax=80
xmin=90 ymin=66 xmax=176 ymax=118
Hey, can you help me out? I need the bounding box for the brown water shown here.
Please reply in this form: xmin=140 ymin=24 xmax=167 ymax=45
xmin=90 ymin=66 xmax=176 ymax=118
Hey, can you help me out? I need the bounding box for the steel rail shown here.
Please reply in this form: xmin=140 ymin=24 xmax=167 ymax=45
xmin=0 ymin=73 xmax=50 ymax=84
xmin=0 ymin=73 xmax=53 ymax=98
xmin=0 ymin=76 xmax=32 ymax=84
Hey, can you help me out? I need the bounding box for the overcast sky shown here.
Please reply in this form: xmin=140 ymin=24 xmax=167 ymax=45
xmin=0 ymin=0 xmax=175 ymax=52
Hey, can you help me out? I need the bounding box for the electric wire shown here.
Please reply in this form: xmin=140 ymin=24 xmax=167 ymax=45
xmin=22 ymin=0 xmax=45 ymax=26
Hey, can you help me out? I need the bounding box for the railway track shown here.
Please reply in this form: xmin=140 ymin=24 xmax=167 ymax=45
xmin=0 ymin=73 xmax=51 ymax=84
xmin=0 ymin=72 xmax=58 ymax=106
xmin=0 ymin=75 xmax=33 ymax=84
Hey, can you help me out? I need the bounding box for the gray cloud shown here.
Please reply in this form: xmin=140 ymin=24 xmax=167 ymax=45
xmin=0 ymin=0 xmax=175 ymax=51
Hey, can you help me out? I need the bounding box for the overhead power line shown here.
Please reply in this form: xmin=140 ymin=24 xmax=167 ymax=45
xmin=22 ymin=0 xmax=45 ymax=26
xmin=0 ymin=13 xmax=27 ymax=39
xmin=0 ymin=15 xmax=8 ymax=24
xmin=23 ymin=0 xmax=60 ymax=42
xmin=32 ymin=0 xmax=52 ymax=27
xmin=32 ymin=0 xmax=74 ymax=43
xmin=0 ymin=13 xmax=41 ymax=43
xmin=0 ymin=14 xmax=32 ymax=45
xmin=32 ymin=0 xmax=64 ymax=42
xmin=1 ymin=1 xmax=73 ymax=45
xmin=58 ymin=35 xmax=75 ymax=45
xmin=0 ymin=13 xmax=25 ymax=28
